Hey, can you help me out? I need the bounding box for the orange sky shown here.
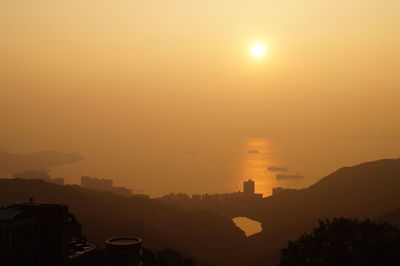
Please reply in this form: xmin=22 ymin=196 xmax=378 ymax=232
xmin=1 ymin=1 xmax=400 ymax=196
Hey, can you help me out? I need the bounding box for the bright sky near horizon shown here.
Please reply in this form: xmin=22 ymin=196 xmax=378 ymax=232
xmin=1 ymin=1 xmax=400 ymax=195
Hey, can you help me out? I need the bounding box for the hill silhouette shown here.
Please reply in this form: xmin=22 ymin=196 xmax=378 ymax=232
xmin=244 ymin=158 xmax=400 ymax=265
xmin=0 ymin=178 xmax=247 ymax=266
xmin=1 ymin=158 xmax=400 ymax=265
xmin=279 ymin=218 xmax=400 ymax=266
xmin=377 ymin=208 xmax=400 ymax=227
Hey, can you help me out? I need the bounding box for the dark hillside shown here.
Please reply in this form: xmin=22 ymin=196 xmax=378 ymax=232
xmin=0 ymin=178 xmax=247 ymax=266
xmin=248 ymin=158 xmax=400 ymax=265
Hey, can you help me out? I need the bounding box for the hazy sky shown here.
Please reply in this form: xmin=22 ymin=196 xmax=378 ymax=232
xmin=1 ymin=1 xmax=400 ymax=196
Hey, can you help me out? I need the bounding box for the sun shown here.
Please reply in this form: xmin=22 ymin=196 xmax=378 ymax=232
xmin=251 ymin=44 xmax=266 ymax=58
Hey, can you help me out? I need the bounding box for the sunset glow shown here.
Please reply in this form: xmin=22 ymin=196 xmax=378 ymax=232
xmin=2 ymin=1 xmax=400 ymax=265
xmin=251 ymin=44 xmax=266 ymax=58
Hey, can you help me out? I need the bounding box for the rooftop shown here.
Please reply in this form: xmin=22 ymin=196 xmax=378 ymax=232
xmin=16 ymin=201 xmax=68 ymax=211
xmin=106 ymin=237 xmax=142 ymax=246
xmin=0 ymin=209 xmax=33 ymax=222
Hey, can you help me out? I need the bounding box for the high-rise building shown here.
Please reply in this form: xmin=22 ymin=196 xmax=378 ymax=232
xmin=13 ymin=202 xmax=75 ymax=266
xmin=243 ymin=179 xmax=255 ymax=194
xmin=0 ymin=209 xmax=38 ymax=266
xmin=1 ymin=201 xmax=98 ymax=266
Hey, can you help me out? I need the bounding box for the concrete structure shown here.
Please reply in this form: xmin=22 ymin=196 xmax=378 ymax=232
xmin=13 ymin=202 xmax=76 ymax=266
xmin=105 ymin=237 xmax=143 ymax=266
xmin=243 ymin=179 xmax=255 ymax=194
xmin=1 ymin=201 xmax=98 ymax=266
xmin=0 ymin=209 xmax=38 ymax=266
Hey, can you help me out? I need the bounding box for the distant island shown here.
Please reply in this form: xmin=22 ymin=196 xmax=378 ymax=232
xmin=0 ymin=150 xmax=84 ymax=175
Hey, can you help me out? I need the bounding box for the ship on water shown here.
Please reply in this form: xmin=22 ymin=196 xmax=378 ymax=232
xmin=267 ymin=166 xmax=288 ymax=172
xmin=276 ymin=172 xmax=304 ymax=180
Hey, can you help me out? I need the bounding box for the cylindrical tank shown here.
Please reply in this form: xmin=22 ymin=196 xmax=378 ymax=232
xmin=105 ymin=237 xmax=143 ymax=266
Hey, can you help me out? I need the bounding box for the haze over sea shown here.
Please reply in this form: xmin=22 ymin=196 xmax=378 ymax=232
xmin=2 ymin=1 xmax=400 ymax=197
xmin=47 ymin=136 xmax=377 ymax=197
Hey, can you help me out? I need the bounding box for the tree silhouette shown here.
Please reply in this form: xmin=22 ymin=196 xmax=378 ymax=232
xmin=279 ymin=218 xmax=400 ymax=266
xmin=142 ymin=248 xmax=195 ymax=266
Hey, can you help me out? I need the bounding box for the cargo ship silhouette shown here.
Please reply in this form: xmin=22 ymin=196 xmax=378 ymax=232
xmin=267 ymin=166 xmax=288 ymax=172
xmin=276 ymin=172 xmax=304 ymax=180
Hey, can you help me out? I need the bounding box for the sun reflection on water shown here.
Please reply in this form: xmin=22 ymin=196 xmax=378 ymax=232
xmin=238 ymin=138 xmax=279 ymax=196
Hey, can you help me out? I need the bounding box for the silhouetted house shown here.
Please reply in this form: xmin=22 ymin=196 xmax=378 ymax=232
xmin=105 ymin=237 xmax=142 ymax=266
xmin=13 ymin=202 xmax=77 ymax=266
xmin=243 ymin=179 xmax=255 ymax=194
xmin=0 ymin=209 xmax=39 ymax=266
xmin=1 ymin=201 xmax=99 ymax=266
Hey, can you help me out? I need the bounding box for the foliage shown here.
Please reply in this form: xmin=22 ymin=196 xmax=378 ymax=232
xmin=279 ymin=218 xmax=400 ymax=266
xmin=143 ymin=248 xmax=195 ymax=266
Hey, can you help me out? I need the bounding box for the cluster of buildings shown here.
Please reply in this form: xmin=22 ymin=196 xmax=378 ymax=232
xmin=12 ymin=171 xmax=143 ymax=198
xmin=0 ymin=200 xmax=143 ymax=266
xmin=272 ymin=186 xmax=298 ymax=196
xmin=81 ymin=176 xmax=134 ymax=197
xmin=161 ymin=179 xmax=264 ymax=202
